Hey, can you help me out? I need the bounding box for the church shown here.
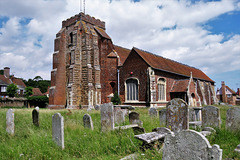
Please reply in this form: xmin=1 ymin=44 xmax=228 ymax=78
xmin=48 ymin=13 xmax=217 ymax=109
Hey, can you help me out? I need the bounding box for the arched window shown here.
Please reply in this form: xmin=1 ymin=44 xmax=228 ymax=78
xmin=126 ymin=79 xmax=138 ymax=101
xmin=158 ymin=78 xmax=166 ymax=101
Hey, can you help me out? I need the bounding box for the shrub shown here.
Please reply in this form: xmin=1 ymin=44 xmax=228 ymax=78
xmin=27 ymin=95 xmax=49 ymax=108
xmin=111 ymin=92 xmax=121 ymax=105
xmin=7 ymin=83 xmax=18 ymax=97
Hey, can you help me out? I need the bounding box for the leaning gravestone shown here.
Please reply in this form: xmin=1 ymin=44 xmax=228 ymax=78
xmin=202 ymin=106 xmax=221 ymax=128
xmin=166 ymin=98 xmax=189 ymax=132
xmin=163 ymin=130 xmax=222 ymax=160
xmin=100 ymin=103 xmax=114 ymax=132
xmin=52 ymin=113 xmax=64 ymax=149
xmin=115 ymin=109 xmax=125 ymax=125
xmin=94 ymin=104 xmax=100 ymax=110
xmin=226 ymin=107 xmax=240 ymax=131
xmin=6 ymin=109 xmax=14 ymax=136
xmin=32 ymin=108 xmax=39 ymax=127
xmin=149 ymin=107 xmax=158 ymax=117
xmin=83 ymin=114 xmax=94 ymax=130
xmin=159 ymin=109 xmax=166 ymax=126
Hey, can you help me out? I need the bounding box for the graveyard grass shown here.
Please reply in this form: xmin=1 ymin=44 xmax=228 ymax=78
xmin=0 ymin=105 xmax=239 ymax=160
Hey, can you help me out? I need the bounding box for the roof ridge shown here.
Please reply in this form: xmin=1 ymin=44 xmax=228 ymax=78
xmin=114 ymin=44 xmax=131 ymax=51
xmin=133 ymin=47 xmax=201 ymax=71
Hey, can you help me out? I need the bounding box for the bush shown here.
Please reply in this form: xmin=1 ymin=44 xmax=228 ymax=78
xmin=7 ymin=83 xmax=18 ymax=97
xmin=27 ymin=96 xmax=49 ymax=108
xmin=111 ymin=92 xmax=121 ymax=105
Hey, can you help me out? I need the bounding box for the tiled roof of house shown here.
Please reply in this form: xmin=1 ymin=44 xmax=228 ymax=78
xmin=12 ymin=77 xmax=26 ymax=88
xmin=0 ymin=75 xmax=11 ymax=85
xmin=133 ymin=47 xmax=214 ymax=82
xmin=114 ymin=45 xmax=131 ymax=66
xmin=32 ymin=88 xmax=44 ymax=96
xmin=94 ymin=26 xmax=111 ymax=40
xmin=226 ymin=86 xmax=236 ymax=95
xmin=170 ymin=79 xmax=189 ymax=92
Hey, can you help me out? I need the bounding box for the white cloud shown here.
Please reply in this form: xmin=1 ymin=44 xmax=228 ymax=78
xmin=0 ymin=0 xmax=239 ymax=85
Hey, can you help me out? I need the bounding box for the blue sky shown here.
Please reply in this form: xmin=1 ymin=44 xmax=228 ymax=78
xmin=0 ymin=0 xmax=239 ymax=91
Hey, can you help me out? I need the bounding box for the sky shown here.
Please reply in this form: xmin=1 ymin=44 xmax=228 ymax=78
xmin=0 ymin=0 xmax=240 ymax=91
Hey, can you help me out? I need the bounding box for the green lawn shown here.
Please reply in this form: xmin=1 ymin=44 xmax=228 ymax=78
xmin=0 ymin=105 xmax=239 ymax=159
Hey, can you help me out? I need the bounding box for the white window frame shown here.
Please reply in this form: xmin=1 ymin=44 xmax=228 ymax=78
xmin=158 ymin=78 xmax=166 ymax=101
xmin=125 ymin=78 xmax=139 ymax=102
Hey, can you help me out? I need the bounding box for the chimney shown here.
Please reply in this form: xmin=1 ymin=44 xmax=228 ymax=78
xmin=221 ymin=81 xmax=227 ymax=103
xmin=4 ymin=67 xmax=10 ymax=78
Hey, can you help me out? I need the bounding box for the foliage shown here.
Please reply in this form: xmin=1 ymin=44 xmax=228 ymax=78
xmin=6 ymin=83 xmax=18 ymax=97
xmin=111 ymin=92 xmax=121 ymax=105
xmin=27 ymin=96 xmax=49 ymax=108
xmin=0 ymin=69 xmax=3 ymax=75
xmin=23 ymin=76 xmax=50 ymax=93
xmin=24 ymin=86 xmax=33 ymax=97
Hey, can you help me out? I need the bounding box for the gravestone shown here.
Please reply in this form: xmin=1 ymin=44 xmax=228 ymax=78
xmin=149 ymin=107 xmax=158 ymax=117
xmin=6 ymin=109 xmax=14 ymax=136
xmin=163 ymin=130 xmax=222 ymax=160
xmin=226 ymin=107 xmax=240 ymax=131
xmin=129 ymin=112 xmax=139 ymax=124
xmin=152 ymin=127 xmax=172 ymax=135
xmin=100 ymin=102 xmax=114 ymax=132
xmin=115 ymin=109 xmax=125 ymax=125
xmin=189 ymin=107 xmax=196 ymax=121
xmin=32 ymin=108 xmax=39 ymax=127
xmin=52 ymin=113 xmax=64 ymax=149
xmin=159 ymin=109 xmax=166 ymax=126
xmin=202 ymin=106 xmax=221 ymax=128
xmin=94 ymin=104 xmax=100 ymax=110
xmin=166 ymin=98 xmax=189 ymax=132
xmin=83 ymin=114 xmax=94 ymax=130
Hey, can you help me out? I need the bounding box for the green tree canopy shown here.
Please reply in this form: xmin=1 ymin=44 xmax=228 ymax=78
xmin=7 ymin=83 xmax=18 ymax=97
xmin=23 ymin=76 xmax=50 ymax=93
xmin=24 ymin=86 xmax=33 ymax=97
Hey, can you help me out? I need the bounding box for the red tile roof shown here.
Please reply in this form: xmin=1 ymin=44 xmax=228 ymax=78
xmin=0 ymin=75 xmax=12 ymax=85
xmin=170 ymin=80 xmax=189 ymax=92
xmin=133 ymin=47 xmax=214 ymax=82
xmin=11 ymin=77 xmax=26 ymax=87
xmin=94 ymin=26 xmax=111 ymax=40
xmin=32 ymin=88 xmax=44 ymax=96
xmin=114 ymin=45 xmax=131 ymax=66
xmin=226 ymin=86 xmax=236 ymax=95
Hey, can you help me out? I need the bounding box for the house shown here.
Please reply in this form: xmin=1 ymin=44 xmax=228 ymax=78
xmin=32 ymin=88 xmax=44 ymax=96
xmin=216 ymin=81 xmax=237 ymax=105
xmin=48 ymin=13 xmax=217 ymax=109
xmin=0 ymin=67 xmax=26 ymax=97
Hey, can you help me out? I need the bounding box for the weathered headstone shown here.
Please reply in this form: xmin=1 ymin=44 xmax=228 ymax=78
xmin=226 ymin=107 xmax=240 ymax=131
xmin=159 ymin=109 xmax=166 ymax=126
xmin=202 ymin=106 xmax=221 ymax=128
xmin=94 ymin=104 xmax=100 ymax=110
xmin=115 ymin=109 xmax=125 ymax=125
xmin=83 ymin=114 xmax=94 ymax=130
xmin=32 ymin=108 xmax=39 ymax=127
xmin=100 ymin=102 xmax=114 ymax=132
xmin=152 ymin=127 xmax=172 ymax=135
xmin=149 ymin=107 xmax=158 ymax=117
xmin=129 ymin=112 xmax=139 ymax=124
xmin=52 ymin=113 xmax=64 ymax=149
xmin=166 ymin=98 xmax=189 ymax=132
xmin=189 ymin=107 xmax=196 ymax=121
xmin=163 ymin=130 xmax=222 ymax=160
xmin=6 ymin=109 xmax=14 ymax=136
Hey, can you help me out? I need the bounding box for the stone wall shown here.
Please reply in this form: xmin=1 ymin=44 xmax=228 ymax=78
xmin=0 ymin=97 xmax=27 ymax=107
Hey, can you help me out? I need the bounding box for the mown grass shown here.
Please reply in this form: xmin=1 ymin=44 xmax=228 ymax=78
xmin=0 ymin=105 xmax=239 ymax=159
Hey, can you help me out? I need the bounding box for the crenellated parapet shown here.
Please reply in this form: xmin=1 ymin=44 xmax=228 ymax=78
xmin=62 ymin=12 xmax=105 ymax=29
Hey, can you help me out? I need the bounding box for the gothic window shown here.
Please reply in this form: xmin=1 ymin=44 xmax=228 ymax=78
xmin=126 ymin=79 xmax=138 ymax=101
xmin=70 ymin=32 xmax=73 ymax=44
xmin=158 ymin=78 xmax=166 ymax=101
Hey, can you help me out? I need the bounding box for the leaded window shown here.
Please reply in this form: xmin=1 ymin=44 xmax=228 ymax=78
xmin=126 ymin=79 xmax=138 ymax=101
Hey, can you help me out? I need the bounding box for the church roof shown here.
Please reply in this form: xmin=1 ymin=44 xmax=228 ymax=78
xmin=132 ymin=47 xmax=214 ymax=82
xmin=170 ymin=79 xmax=189 ymax=92
xmin=114 ymin=45 xmax=131 ymax=66
xmin=94 ymin=26 xmax=111 ymax=40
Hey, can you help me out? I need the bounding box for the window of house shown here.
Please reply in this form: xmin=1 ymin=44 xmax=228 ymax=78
xmin=227 ymin=94 xmax=231 ymax=98
xmin=1 ymin=86 xmax=7 ymax=92
xmin=126 ymin=79 xmax=138 ymax=101
xmin=158 ymin=78 xmax=166 ymax=101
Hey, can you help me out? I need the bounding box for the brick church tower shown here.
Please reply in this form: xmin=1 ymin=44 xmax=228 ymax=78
xmin=49 ymin=13 xmax=117 ymax=109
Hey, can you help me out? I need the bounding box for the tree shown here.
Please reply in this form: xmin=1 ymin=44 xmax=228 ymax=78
xmin=7 ymin=83 xmax=18 ymax=97
xmin=111 ymin=92 xmax=121 ymax=105
xmin=24 ymin=86 xmax=33 ymax=97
